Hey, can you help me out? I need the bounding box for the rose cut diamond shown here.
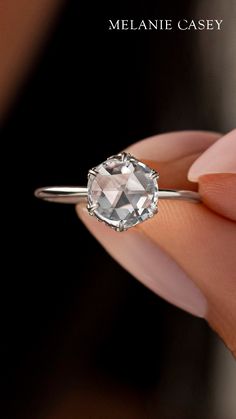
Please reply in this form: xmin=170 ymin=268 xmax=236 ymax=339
xmin=87 ymin=153 xmax=159 ymax=231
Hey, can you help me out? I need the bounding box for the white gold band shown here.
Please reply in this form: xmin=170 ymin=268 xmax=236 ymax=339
xmin=34 ymin=152 xmax=201 ymax=231
xmin=35 ymin=186 xmax=201 ymax=204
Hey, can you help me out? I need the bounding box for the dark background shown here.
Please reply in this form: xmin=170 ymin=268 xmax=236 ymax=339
xmin=1 ymin=1 xmax=234 ymax=418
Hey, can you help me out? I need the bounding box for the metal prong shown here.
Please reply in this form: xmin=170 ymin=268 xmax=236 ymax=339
xmin=146 ymin=207 xmax=158 ymax=220
xmin=88 ymin=168 xmax=98 ymax=177
xmin=107 ymin=152 xmax=132 ymax=163
xmin=87 ymin=203 xmax=98 ymax=216
xmin=152 ymin=206 xmax=158 ymax=215
xmin=115 ymin=151 xmax=131 ymax=162
xmin=122 ymin=152 xmax=132 ymax=162
xmin=116 ymin=220 xmax=127 ymax=232
xmin=119 ymin=152 xmax=127 ymax=162
xmin=150 ymin=170 xmax=159 ymax=180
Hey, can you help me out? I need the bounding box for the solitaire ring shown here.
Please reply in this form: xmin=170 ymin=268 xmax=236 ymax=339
xmin=35 ymin=152 xmax=200 ymax=232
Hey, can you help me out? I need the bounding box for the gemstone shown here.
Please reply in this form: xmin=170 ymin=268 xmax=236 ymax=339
xmin=87 ymin=153 xmax=158 ymax=231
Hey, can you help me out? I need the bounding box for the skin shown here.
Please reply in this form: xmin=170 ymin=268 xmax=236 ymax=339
xmin=0 ymin=0 xmax=63 ymax=118
xmin=77 ymin=130 xmax=236 ymax=356
xmin=0 ymin=2 xmax=235 ymax=416
xmin=1 ymin=1 xmax=235 ymax=353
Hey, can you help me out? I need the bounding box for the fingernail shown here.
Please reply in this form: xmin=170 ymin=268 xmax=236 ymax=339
xmin=188 ymin=129 xmax=236 ymax=181
xmin=77 ymin=206 xmax=207 ymax=318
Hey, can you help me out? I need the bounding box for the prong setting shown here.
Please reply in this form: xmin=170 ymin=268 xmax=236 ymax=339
xmin=87 ymin=152 xmax=159 ymax=231
xmin=149 ymin=206 xmax=158 ymax=217
xmin=88 ymin=168 xmax=98 ymax=177
xmin=119 ymin=152 xmax=131 ymax=162
xmin=108 ymin=152 xmax=132 ymax=163
xmin=153 ymin=206 xmax=158 ymax=215
xmin=87 ymin=203 xmax=99 ymax=216
xmin=150 ymin=169 xmax=159 ymax=180
xmin=116 ymin=220 xmax=127 ymax=232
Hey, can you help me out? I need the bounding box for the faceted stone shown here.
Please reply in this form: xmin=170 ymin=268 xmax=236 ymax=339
xmin=87 ymin=154 xmax=158 ymax=230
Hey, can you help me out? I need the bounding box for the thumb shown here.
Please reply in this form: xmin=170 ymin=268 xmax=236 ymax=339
xmin=76 ymin=131 xmax=236 ymax=355
xmin=187 ymin=129 xmax=236 ymax=353
xmin=188 ymin=130 xmax=236 ymax=221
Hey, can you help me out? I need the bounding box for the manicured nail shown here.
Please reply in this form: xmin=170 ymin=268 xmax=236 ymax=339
xmin=188 ymin=129 xmax=236 ymax=181
xmin=77 ymin=206 xmax=207 ymax=318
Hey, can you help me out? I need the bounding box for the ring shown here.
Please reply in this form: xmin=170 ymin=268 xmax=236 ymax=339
xmin=35 ymin=152 xmax=200 ymax=232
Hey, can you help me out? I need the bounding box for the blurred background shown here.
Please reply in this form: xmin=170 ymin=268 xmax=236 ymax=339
xmin=1 ymin=1 xmax=236 ymax=418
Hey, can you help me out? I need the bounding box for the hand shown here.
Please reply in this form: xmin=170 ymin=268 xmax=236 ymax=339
xmin=77 ymin=130 xmax=236 ymax=356
xmin=0 ymin=0 xmax=62 ymax=117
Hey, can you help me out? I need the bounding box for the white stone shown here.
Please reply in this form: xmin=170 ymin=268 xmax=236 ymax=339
xmin=87 ymin=154 xmax=158 ymax=230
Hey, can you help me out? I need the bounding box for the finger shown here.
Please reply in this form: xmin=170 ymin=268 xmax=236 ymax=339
xmin=76 ymin=131 xmax=236 ymax=355
xmin=140 ymin=197 xmax=236 ymax=355
xmin=76 ymin=130 xmax=220 ymax=317
xmin=131 ymin=131 xmax=236 ymax=353
xmin=188 ymin=130 xmax=236 ymax=221
xmin=199 ymin=174 xmax=236 ymax=221
xmin=126 ymin=130 xmax=220 ymax=190
xmin=188 ymin=129 xmax=236 ymax=178
xmin=0 ymin=0 xmax=63 ymax=117
xmin=77 ymin=206 xmax=208 ymax=318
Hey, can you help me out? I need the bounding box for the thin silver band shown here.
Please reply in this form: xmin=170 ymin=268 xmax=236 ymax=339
xmin=35 ymin=186 xmax=200 ymax=204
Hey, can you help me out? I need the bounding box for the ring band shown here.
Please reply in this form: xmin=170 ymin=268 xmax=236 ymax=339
xmin=35 ymin=186 xmax=200 ymax=204
xmin=35 ymin=152 xmax=200 ymax=232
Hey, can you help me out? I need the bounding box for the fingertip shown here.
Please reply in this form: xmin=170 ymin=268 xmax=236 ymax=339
xmin=199 ymin=173 xmax=236 ymax=221
xmin=126 ymin=130 xmax=220 ymax=162
xmin=76 ymin=204 xmax=207 ymax=318
xmin=188 ymin=129 xmax=236 ymax=182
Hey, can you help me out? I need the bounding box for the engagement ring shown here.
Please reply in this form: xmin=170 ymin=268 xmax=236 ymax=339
xmin=35 ymin=152 xmax=200 ymax=232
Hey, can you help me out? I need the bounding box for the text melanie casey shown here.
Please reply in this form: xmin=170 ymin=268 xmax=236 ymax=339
xmin=108 ymin=19 xmax=223 ymax=31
